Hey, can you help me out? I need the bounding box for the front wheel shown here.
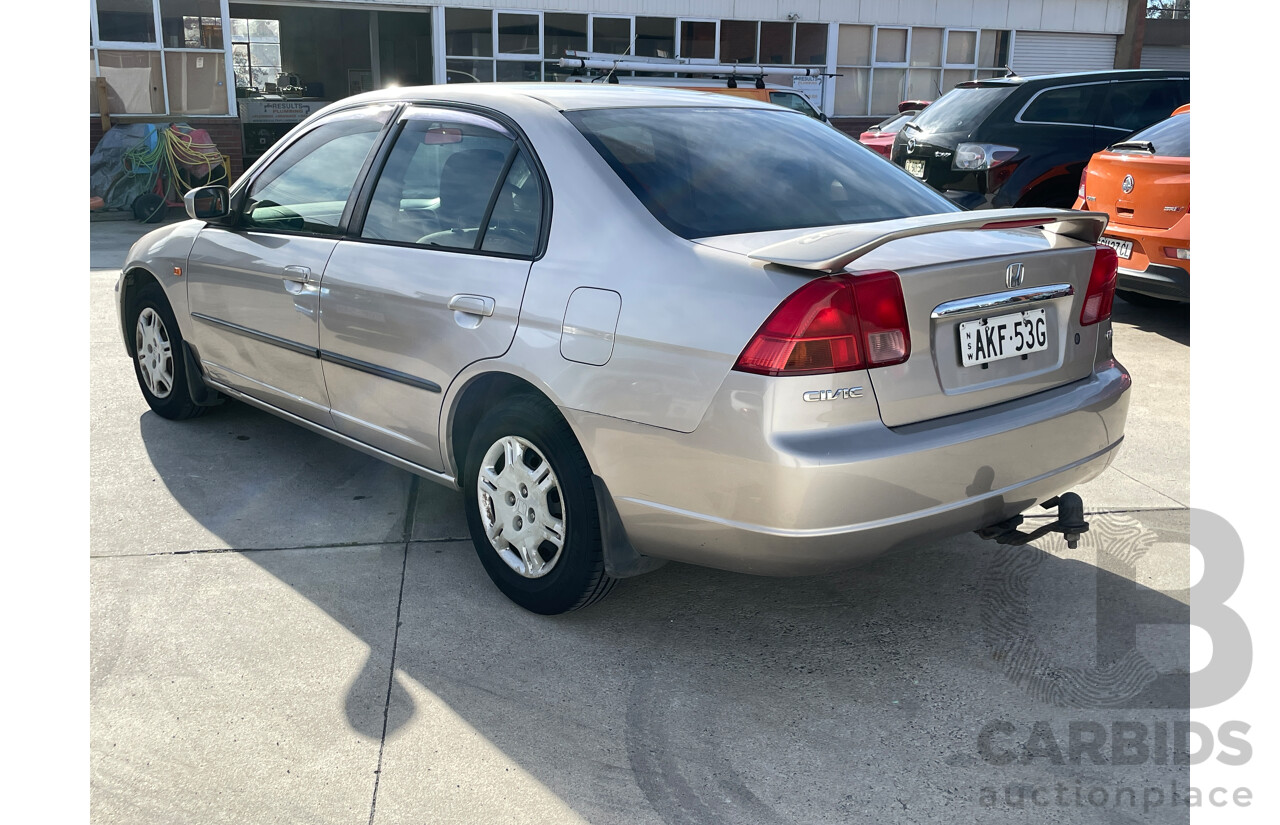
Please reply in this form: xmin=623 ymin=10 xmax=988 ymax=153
xmin=462 ymin=395 xmax=617 ymax=614
xmin=128 ymin=282 xmax=207 ymax=420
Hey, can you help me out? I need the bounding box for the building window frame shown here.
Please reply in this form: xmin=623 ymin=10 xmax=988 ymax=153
xmin=90 ymin=0 xmax=236 ymax=117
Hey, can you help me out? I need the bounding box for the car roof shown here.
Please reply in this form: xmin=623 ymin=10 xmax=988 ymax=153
xmin=339 ymin=82 xmax=777 ymax=113
xmin=962 ymin=68 xmax=1189 ymax=89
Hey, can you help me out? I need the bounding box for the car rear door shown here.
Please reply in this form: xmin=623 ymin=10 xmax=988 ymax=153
xmin=185 ymin=104 xmax=394 ymax=424
xmin=316 ymin=106 xmax=545 ymax=473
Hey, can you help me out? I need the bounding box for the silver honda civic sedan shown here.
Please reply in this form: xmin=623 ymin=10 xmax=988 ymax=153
xmin=116 ymin=84 xmax=1130 ymax=614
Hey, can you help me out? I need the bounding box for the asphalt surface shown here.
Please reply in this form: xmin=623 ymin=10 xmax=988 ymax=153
xmin=90 ymin=217 xmax=1192 ymax=824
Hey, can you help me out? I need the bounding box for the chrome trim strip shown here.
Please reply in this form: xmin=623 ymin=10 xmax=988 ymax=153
xmin=191 ymin=312 xmax=318 ymax=357
xmin=319 ymin=350 xmax=442 ymax=394
xmin=204 ymin=378 xmax=460 ymax=489
xmin=931 ymin=283 xmax=1075 ymax=319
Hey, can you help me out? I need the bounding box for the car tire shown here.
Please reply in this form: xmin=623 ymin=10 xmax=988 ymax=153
xmin=128 ymin=282 xmax=208 ymax=420
xmin=462 ymin=394 xmax=617 ymax=614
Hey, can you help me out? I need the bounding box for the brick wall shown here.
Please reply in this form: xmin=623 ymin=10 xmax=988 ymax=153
xmin=90 ymin=117 xmax=245 ymax=183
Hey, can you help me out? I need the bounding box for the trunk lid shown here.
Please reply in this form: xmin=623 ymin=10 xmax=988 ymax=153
xmin=1083 ymin=152 xmax=1189 ymax=230
xmin=699 ymin=213 xmax=1108 ymax=428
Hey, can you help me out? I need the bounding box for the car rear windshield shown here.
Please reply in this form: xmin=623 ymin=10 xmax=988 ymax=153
xmin=1120 ymin=112 xmax=1190 ymax=158
xmin=907 ymin=85 xmax=1015 ymax=135
xmin=566 ymin=107 xmax=958 ymax=239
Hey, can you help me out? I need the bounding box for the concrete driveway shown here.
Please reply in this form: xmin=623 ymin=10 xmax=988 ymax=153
xmin=90 ymin=218 xmax=1191 ymax=824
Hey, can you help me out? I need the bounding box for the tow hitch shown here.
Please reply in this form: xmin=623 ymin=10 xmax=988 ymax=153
xmin=975 ymin=492 xmax=1090 ymax=549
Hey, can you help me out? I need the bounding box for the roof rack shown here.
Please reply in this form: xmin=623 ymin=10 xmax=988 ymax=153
xmin=558 ymin=50 xmax=828 ymax=78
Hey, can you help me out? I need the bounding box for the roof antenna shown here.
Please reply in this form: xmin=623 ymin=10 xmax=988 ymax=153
xmin=1004 ymin=65 xmax=1018 ymax=78
xmin=604 ymin=40 xmax=636 ymax=86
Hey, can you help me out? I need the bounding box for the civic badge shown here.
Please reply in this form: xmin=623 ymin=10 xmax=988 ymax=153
xmin=1121 ymin=174 xmax=1135 ymax=194
xmin=1005 ymin=262 xmax=1025 ymax=289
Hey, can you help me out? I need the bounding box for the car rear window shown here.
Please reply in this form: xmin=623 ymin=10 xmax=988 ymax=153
xmin=907 ymin=86 xmax=1014 ymax=134
xmin=566 ymin=107 xmax=959 ymax=239
xmin=1120 ymin=112 xmax=1190 ymax=158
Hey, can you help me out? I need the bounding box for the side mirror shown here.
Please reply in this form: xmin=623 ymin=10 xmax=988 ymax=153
xmin=184 ymin=186 xmax=230 ymax=220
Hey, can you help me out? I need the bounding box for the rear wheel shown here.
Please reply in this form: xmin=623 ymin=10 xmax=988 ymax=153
xmin=129 ymin=282 xmax=207 ymax=420
xmin=462 ymin=395 xmax=616 ymax=614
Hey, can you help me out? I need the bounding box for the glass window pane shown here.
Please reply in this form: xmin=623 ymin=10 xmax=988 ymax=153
xmin=837 ymin=25 xmax=872 ymax=65
xmin=906 ymin=68 xmax=940 ymax=101
xmin=545 ymin=13 xmax=586 ymax=59
xmin=164 ymin=51 xmax=227 ymax=114
xmin=446 ymin=59 xmax=494 ymax=83
xmin=759 ymin=22 xmax=792 ymax=64
xmin=247 ymin=115 xmax=388 ymax=234
xmin=483 ymin=151 xmax=542 ymax=256
xmin=871 ymin=67 xmax=906 ymax=114
xmin=231 ymin=18 xmax=248 ymax=40
xmin=497 ymin=13 xmax=538 ymax=56
xmin=875 ymin=29 xmax=907 ymax=64
xmin=910 ymin=28 xmax=942 ymax=67
xmin=97 ymin=0 xmax=156 ymax=43
xmin=942 ymin=68 xmax=974 ymax=92
xmin=592 ymin=17 xmax=630 ymax=55
xmin=795 ymin=23 xmax=826 ymax=65
xmin=979 ymin=30 xmax=1010 ymax=68
xmin=362 ymin=118 xmax=515 ymax=247
xmin=566 ymin=107 xmax=958 ymax=239
xmin=496 ymin=61 xmax=540 ymax=82
xmin=249 ymin=43 xmax=280 ymax=70
xmin=833 ymin=67 xmax=869 ymax=115
xmin=719 ymin=20 xmax=757 ymax=64
xmin=946 ymin=30 xmax=977 ymax=65
xmin=446 ymin=8 xmax=492 ymax=57
xmin=164 ymin=51 xmax=228 ymax=115
xmin=1022 ymin=85 xmax=1096 ymax=125
xmin=160 ymin=0 xmax=223 ymax=49
xmin=248 ymin=19 xmax=279 ymax=42
xmin=96 ymin=50 xmax=164 ymax=114
xmin=680 ymin=21 xmax=716 ymax=60
xmin=636 ymin=17 xmax=675 ymax=58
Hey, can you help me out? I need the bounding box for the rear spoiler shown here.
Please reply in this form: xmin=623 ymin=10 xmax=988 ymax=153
xmin=748 ymin=209 xmax=1109 ymax=273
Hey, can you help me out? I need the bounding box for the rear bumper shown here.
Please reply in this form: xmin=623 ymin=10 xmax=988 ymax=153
xmin=568 ymin=361 xmax=1131 ymax=576
xmin=1117 ymin=263 xmax=1190 ymax=302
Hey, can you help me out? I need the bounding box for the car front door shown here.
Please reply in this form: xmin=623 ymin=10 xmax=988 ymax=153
xmin=185 ymin=104 xmax=394 ymax=424
xmin=317 ymin=106 xmax=545 ymax=473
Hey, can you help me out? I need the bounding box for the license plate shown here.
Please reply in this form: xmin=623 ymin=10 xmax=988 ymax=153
xmin=959 ymin=308 xmax=1049 ymax=367
xmin=1099 ymin=235 xmax=1132 ymax=259
xmin=905 ymin=159 xmax=925 ymax=178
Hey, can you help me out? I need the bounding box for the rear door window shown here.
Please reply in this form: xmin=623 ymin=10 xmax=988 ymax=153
xmin=1097 ymin=80 xmax=1188 ymax=134
xmin=1018 ymin=84 xmax=1100 ymax=126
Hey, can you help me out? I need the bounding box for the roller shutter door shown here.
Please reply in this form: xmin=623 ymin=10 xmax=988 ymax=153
xmin=1141 ymin=45 xmax=1190 ymax=70
xmin=1011 ymin=31 xmax=1118 ymax=76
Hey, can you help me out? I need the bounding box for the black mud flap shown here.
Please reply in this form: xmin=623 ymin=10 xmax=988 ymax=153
xmin=183 ymin=342 xmax=224 ymax=407
xmin=592 ymin=475 xmax=666 ymax=578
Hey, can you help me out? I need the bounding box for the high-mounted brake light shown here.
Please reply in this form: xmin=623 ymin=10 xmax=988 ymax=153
xmin=734 ymin=270 xmax=910 ymax=376
xmin=1080 ymin=244 xmax=1118 ymax=326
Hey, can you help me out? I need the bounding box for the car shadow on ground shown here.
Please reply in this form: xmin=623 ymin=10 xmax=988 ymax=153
xmin=1112 ymin=295 xmax=1189 ymax=347
xmin=136 ymin=400 xmax=1192 ymax=824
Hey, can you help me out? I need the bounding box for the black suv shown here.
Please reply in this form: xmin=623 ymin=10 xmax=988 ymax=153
xmin=890 ymin=69 xmax=1190 ymax=209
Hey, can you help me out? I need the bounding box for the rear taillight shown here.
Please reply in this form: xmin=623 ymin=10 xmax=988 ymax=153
xmin=734 ymin=270 xmax=910 ymax=376
xmin=1078 ymin=168 xmax=1088 ymax=199
xmin=1080 ymin=244 xmax=1118 ymax=326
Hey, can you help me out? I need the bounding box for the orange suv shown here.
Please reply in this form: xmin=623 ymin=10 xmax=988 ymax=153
xmin=1074 ymin=104 xmax=1190 ymax=304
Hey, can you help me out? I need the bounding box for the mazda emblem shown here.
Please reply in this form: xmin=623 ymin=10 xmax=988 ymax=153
xmin=1005 ymin=262 xmax=1025 ymax=289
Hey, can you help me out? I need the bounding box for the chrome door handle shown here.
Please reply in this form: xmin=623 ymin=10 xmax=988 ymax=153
xmin=282 ymin=265 xmax=317 ymax=284
xmin=448 ymin=294 xmax=495 ymax=317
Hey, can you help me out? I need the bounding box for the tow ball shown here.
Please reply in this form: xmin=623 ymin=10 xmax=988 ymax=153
xmin=975 ymin=492 xmax=1090 ymax=549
